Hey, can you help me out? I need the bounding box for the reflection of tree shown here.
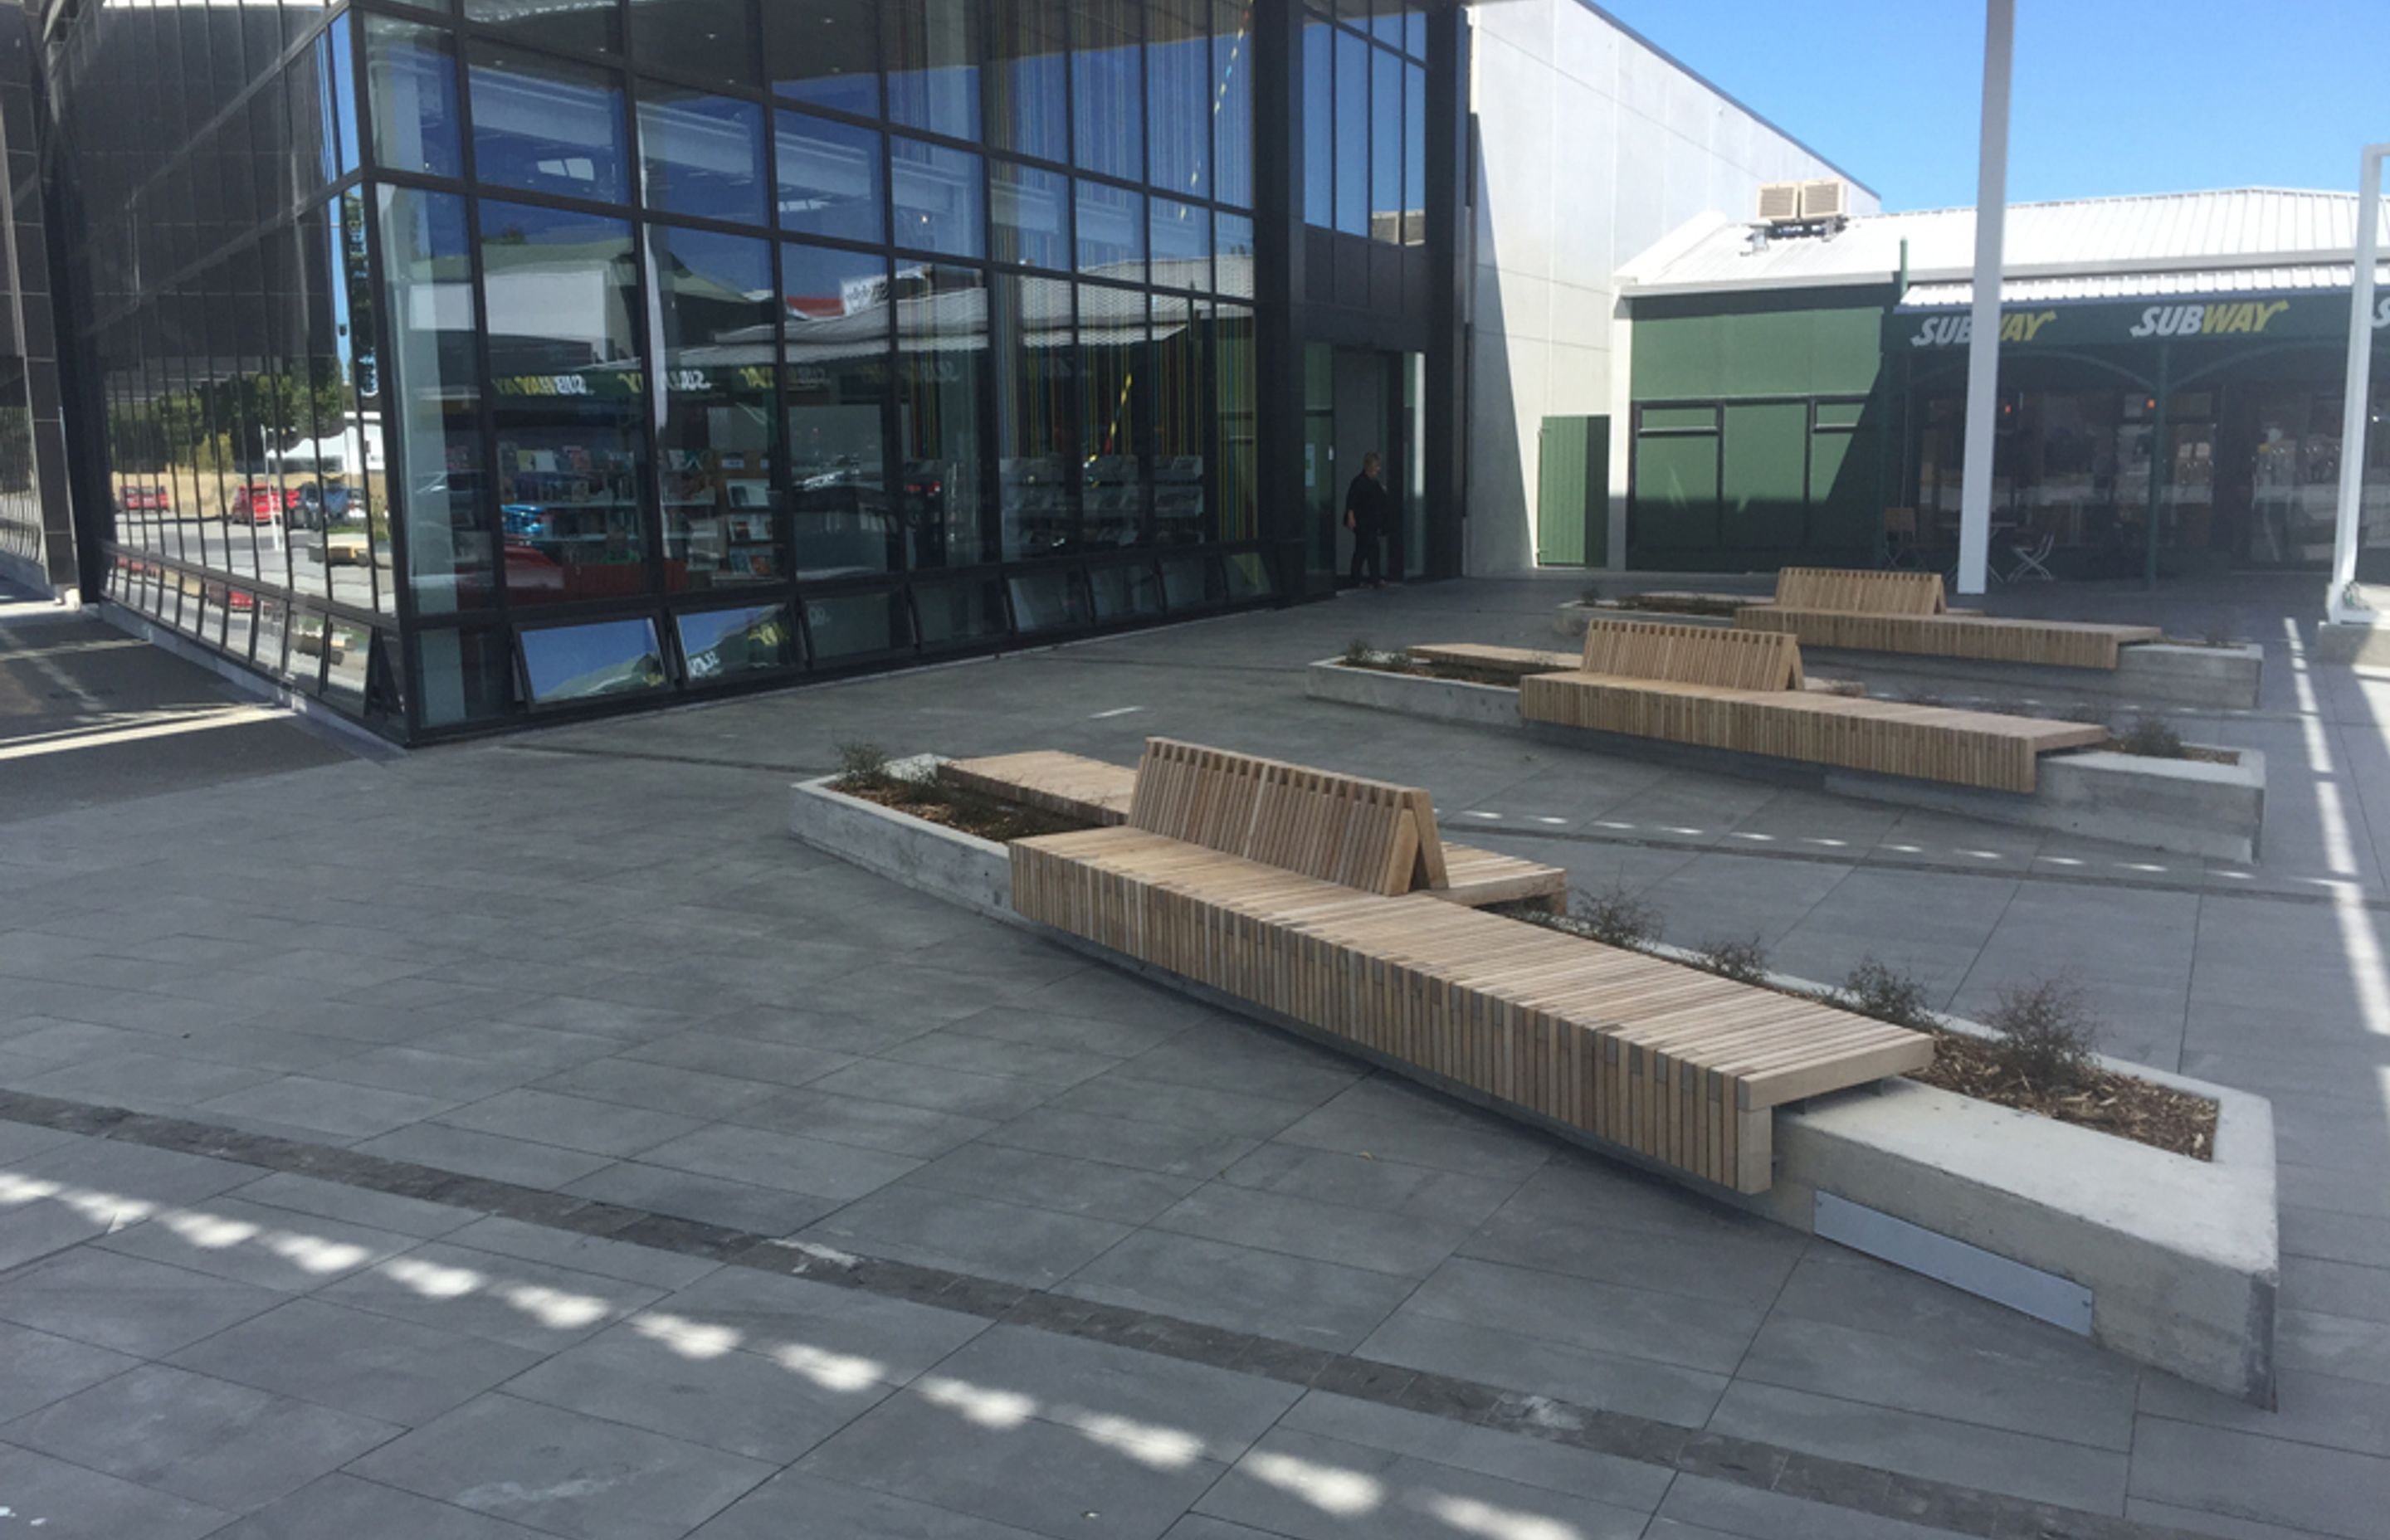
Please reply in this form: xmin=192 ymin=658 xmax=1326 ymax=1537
xmin=108 ymin=367 xmax=350 ymax=472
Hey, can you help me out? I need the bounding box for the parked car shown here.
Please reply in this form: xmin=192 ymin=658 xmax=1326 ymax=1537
xmin=119 ymin=484 xmax=171 ymax=514
xmin=293 ymin=480 xmax=354 ymax=530
xmin=230 ymin=484 xmax=288 ymax=524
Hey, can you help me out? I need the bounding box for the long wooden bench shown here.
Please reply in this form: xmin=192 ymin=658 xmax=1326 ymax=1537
xmin=944 ymin=748 xmax=1567 ymax=910
xmin=1010 ymin=740 xmax=1934 ymax=1192
xmin=1516 ymin=617 xmax=2107 ymax=793
xmin=1408 ymin=643 xmax=1866 ymax=698
xmin=1737 ymin=567 xmax=2163 ymax=670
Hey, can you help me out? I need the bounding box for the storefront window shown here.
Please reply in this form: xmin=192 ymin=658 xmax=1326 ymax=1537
xmin=1073 ymin=0 xmax=1142 ymax=183
xmin=807 ymin=588 xmax=913 ymax=659
xmin=366 ymin=17 xmax=462 ymax=179
xmin=479 ymin=200 xmax=648 ymax=605
xmin=469 ymin=46 xmax=627 ymax=203
xmin=1077 ymin=181 xmax=1144 ymax=280
xmin=519 ymin=617 xmax=671 ymax=704
xmin=382 ymin=188 xmax=489 ymax=617
xmin=776 ymin=112 xmax=884 ymax=245
xmin=679 ymin=601 xmax=797 ymax=681
xmin=994 ymin=274 xmax=1076 ymax=558
xmin=640 ymin=87 xmax=768 ymax=227
xmin=1150 ymin=199 xmax=1209 ymax=289
xmin=988 ymin=0 xmax=1069 ymax=162
xmin=1212 ymin=300 xmax=1257 ymax=541
xmin=1083 ymin=285 xmax=1148 ymax=549
xmin=765 ymin=0 xmax=880 ymax=117
xmin=890 ymin=138 xmax=983 ymax=258
xmin=784 ymin=242 xmax=894 ymax=581
xmin=992 ymin=163 xmax=1071 ymax=270
xmin=651 ymin=227 xmax=782 ymax=592
xmin=885 ymin=1 xmax=981 ymax=142
xmin=1151 ymin=291 xmax=1202 ymax=545
xmin=896 ymin=265 xmax=989 ymax=568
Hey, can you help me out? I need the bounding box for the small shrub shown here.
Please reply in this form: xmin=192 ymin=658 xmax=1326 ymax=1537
xmin=1984 ymin=975 xmax=2102 ymax=1092
xmin=1695 ymin=935 xmax=1771 ymax=984
xmin=1840 ymin=955 xmax=1936 ymax=1029
xmin=2115 ymin=715 xmax=2186 ymax=759
xmin=1340 ymin=636 xmax=1380 ymax=667
xmin=2204 ymin=626 xmax=2236 ymax=648
xmin=1568 ymin=883 xmax=1663 ymax=949
xmin=834 ymin=739 xmax=891 ymax=790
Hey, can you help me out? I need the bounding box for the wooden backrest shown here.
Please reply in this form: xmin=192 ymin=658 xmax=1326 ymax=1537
xmin=1578 ymin=617 xmax=1804 ymax=692
xmin=1773 ymin=566 xmax=1946 ymax=616
xmin=1128 ymin=738 xmax=1446 ymax=896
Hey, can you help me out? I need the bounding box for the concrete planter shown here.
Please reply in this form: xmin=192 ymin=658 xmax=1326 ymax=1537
xmin=1311 ymin=659 xmax=2266 ymax=862
xmin=785 ymin=785 xmax=2280 ymax=1404
xmin=1556 ymin=601 xmax=2265 ymax=712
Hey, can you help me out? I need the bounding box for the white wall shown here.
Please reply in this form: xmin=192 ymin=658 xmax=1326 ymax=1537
xmin=1464 ymin=0 xmax=1880 ymax=573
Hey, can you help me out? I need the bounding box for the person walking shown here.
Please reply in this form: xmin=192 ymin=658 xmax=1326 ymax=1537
xmin=1344 ymin=451 xmax=1392 ymax=588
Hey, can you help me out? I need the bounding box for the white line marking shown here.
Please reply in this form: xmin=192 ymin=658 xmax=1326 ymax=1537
xmin=1089 ymin=706 xmax=1145 ymax=719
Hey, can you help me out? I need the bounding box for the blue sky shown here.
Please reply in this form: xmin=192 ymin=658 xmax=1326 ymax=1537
xmin=1592 ymin=0 xmax=2390 ymax=211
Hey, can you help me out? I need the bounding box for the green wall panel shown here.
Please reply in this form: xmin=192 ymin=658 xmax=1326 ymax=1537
xmin=1807 ymin=426 xmax=1880 ymax=550
xmin=1536 ymin=416 xmax=1609 ymax=567
xmin=1631 ymin=289 xmax=1891 ymax=402
xmin=1631 ymin=435 xmax=1718 ymax=550
xmin=1721 ymin=403 xmax=1808 ymax=548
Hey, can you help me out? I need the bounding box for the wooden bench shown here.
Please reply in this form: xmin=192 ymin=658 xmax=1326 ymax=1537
xmin=944 ymin=747 xmax=1566 ymax=910
xmin=1010 ymin=740 xmax=1934 ymax=1192
xmin=1737 ymin=567 xmax=2163 ymax=670
xmin=1410 ymin=643 xmax=1866 ymax=697
xmin=1516 ymin=617 xmax=2107 ymax=792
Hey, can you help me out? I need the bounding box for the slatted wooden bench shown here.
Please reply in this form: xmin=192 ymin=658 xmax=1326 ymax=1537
xmin=944 ymin=748 xmax=1566 ymax=910
xmin=1408 ymin=643 xmax=1867 ymax=698
xmin=1516 ymin=617 xmax=2108 ymax=792
xmin=1737 ymin=567 xmax=2163 ymax=670
xmin=1010 ymin=740 xmax=1934 ymax=1192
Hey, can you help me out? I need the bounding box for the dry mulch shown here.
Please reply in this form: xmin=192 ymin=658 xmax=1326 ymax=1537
xmin=834 ymin=776 xmax=1088 ymax=843
xmin=1344 ymin=655 xmax=1534 ymax=687
xmin=1911 ymin=1031 xmax=2217 ymax=1160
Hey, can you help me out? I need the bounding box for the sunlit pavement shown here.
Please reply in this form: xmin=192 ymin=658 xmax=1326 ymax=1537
xmin=2 ymin=573 xmax=2388 ymax=1538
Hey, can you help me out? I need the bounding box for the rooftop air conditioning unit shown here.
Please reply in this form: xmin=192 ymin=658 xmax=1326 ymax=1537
xmin=1758 ymin=182 xmax=1803 ymax=225
xmin=1799 ymin=178 xmax=1851 ymax=222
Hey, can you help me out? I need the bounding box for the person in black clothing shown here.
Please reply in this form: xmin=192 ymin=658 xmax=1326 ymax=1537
xmin=1344 ymin=451 xmax=1392 ymax=587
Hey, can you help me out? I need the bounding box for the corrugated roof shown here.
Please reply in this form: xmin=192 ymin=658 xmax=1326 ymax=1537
xmin=1621 ymin=188 xmax=2390 ymax=298
xmin=1902 ymin=262 xmax=2390 ymax=309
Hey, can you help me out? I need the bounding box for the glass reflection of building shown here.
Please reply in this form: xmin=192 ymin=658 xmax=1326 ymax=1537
xmin=47 ymin=0 xmax=1459 ymax=740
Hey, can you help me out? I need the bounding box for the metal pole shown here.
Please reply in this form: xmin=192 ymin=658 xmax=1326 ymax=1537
xmin=2329 ymin=144 xmax=2388 ymax=620
xmin=2144 ymin=344 xmax=2169 ymax=591
xmin=1956 ymin=0 xmax=2014 ymax=597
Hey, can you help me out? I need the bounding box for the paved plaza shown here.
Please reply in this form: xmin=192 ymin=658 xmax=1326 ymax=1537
xmin=2 ymin=575 xmax=2388 ymax=1538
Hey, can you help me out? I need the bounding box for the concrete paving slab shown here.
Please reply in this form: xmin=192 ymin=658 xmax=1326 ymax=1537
xmin=204 ymin=1473 xmax=550 ymax=1540
xmin=166 ymin=1295 xmax=544 ymax=1425
xmin=0 ymin=1440 xmax=232 ymax=1539
xmin=1060 ymin=1229 xmax=1418 ymax=1353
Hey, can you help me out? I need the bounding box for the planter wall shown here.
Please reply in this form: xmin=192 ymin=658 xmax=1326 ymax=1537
xmin=789 ymin=780 xmax=2280 ymax=1403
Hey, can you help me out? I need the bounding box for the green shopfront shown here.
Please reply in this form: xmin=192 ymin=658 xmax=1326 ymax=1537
xmin=1626 ymin=282 xmax=2390 ymax=579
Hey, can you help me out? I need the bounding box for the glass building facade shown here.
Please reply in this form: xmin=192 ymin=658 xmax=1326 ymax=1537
xmin=39 ymin=0 xmax=1463 ymax=740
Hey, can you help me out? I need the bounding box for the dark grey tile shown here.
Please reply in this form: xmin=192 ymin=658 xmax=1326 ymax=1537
xmin=434 ymin=1088 xmax=705 ymax=1158
xmin=638 ymin=1123 xmax=922 ymax=1202
xmin=800 ymin=1185 xmax=1132 ymax=1289
xmin=349 ymin=1392 xmax=775 ymax=1540
xmin=206 ymin=1473 xmax=549 ymax=1540
xmin=91 ymin=1196 xmax=418 ymax=1292
xmin=805 ymin=1058 xmax=1058 ymax=1122
xmin=734 ymin=1086 xmax=998 ymax=1157
xmin=317 ymin=1242 xmax=666 ymax=1352
xmin=0 ymin=1442 xmax=231 ymax=1540
xmin=353 ymin=1123 xmax=616 ymax=1190
xmin=167 ymin=1297 xmax=544 ymax=1426
xmin=1061 ymin=1229 xmax=1417 ymax=1353
xmin=227 ymin=1171 xmax=480 ymax=1239
xmin=3 ymin=1362 xmax=399 ymax=1514
xmin=2129 ymin=1416 xmax=2390 ymax=1539
xmin=194 ymin=1075 xmax=458 ymax=1140
xmin=532 ymin=1057 xmax=783 ymax=1120
xmin=650 ymin=1265 xmax=990 ymax=1383
xmin=982 ymin=1106 xmax=1258 ymax=1177
xmin=0 ymin=1319 xmax=141 ymax=1422
xmin=563 ymin=1161 xmax=841 ymax=1236
xmin=1196 ymin=1427 xmax=1650 ymax=1540
xmin=1356 ymin=1309 xmax=1727 ymax=1428
xmin=929 ymin=1323 xmax=1302 ymax=1462
xmin=1656 ymin=1473 xmax=1957 ymax=1540
xmin=688 ymin=1469 xmax=1049 ymax=1539
xmin=1051 ymin=1075 xmax=1317 ymax=1140
xmin=900 ymin=1143 xmax=1203 ymax=1224
xmin=625 ymin=1031 xmax=856 ymax=1088
xmin=0 ymin=1247 xmax=280 ymax=1356
xmin=1152 ymin=1182 xmax=1475 ymax=1278
xmin=441 ymin=1215 xmax=722 ymax=1290
xmin=1396 ymin=1257 xmax=1763 ymax=1377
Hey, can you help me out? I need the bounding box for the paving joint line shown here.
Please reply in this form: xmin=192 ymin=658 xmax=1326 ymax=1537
xmin=0 ymin=1088 xmax=2198 ymax=1540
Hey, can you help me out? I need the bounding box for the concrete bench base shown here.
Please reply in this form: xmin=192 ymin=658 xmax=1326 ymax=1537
xmin=1558 ymin=602 xmax=2264 ymax=711
xmin=787 ymin=776 xmax=2280 ymax=1405
xmin=1308 ymin=660 xmax=2266 ymax=863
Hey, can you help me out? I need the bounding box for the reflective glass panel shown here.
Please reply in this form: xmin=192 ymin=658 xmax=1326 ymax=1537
xmin=1147 ymin=0 xmax=1207 ymax=199
xmin=1301 ymin=18 xmax=1331 ymax=227
xmin=417 ymin=626 xmax=515 ymax=726
xmin=641 ymin=86 xmax=768 ymax=225
xmin=890 ymin=138 xmax=983 ymax=258
xmin=679 ymin=602 xmax=797 ymax=681
xmin=1076 ymin=181 xmax=1142 ymax=280
xmin=651 ymin=227 xmax=781 ymax=592
xmin=630 ymin=0 xmax=755 ymax=90
xmin=324 ymin=619 xmax=373 ymax=710
xmin=784 ymin=241 xmax=895 ymax=580
xmin=993 ymin=274 xmax=1075 ymax=559
xmin=895 ymin=265 xmax=988 ymax=568
xmin=479 ymin=200 xmax=648 ymax=605
xmin=366 ymin=17 xmax=462 ymax=178
xmin=1151 ymin=290 xmax=1204 ymax=545
xmin=1403 ymin=61 xmax=1426 ymax=246
xmin=381 ymin=187 xmax=490 ymax=616
xmin=807 ymin=588 xmax=914 ymax=660
xmin=1150 ymin=198 xmax=1208 ymax=288
xmin=777 ymin=111 xmax=883 ymax=244
xmin=992 ymin=162 xmax=1070 ymax=270
xmin=1370 ymin=45 xmax=1401 ymax=243
xmin=988 ymin=0 xmax=1068 ymax=162
xmin=1334 ymin=27 xmax=1366 ymax=235
xmin=885 ymin=1 xmax=981 ymax=141
xmin=519 ymin=617 xmax=671 ymax=704
xmin=469 ymin=46 xmax=628 ymax=203
xmin=465 ymin=0 xmax=618 ymax=56
xmin=765 ymin=0 xmax=880 ymax=117
xmin=1009 ymin=568 xmax=1090 ymax=632
xmin=1080 ymin=283 xmax=1146 ymax=549
xmin=1072 ymin=0 xmax=1140 ymax=181
xmin=915 ymin=576 xmax=1007 ymax=646
xmin=1216 ymin=212 xmax=1255 ymax=297
xmin=1212 ymin=301 xmax=1258 ymax=541
xmin=1087 ymin=560 xmax=1163 ymax=619
xmin=1213 ymin=1 xmax=1254 ymax=207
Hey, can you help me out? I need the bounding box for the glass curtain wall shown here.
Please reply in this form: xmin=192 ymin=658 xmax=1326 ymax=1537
xmin=62 ymin=0 xmax=1270 ymax=739
xmin=1300 ymin=3 xmax=1425 ymax=244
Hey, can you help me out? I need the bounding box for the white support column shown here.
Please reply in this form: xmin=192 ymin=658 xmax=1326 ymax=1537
xmin=1955 ymin=0 xmax=2014 ymax=597
xmin=2328 ymin=144 xmax=2388 ymax=622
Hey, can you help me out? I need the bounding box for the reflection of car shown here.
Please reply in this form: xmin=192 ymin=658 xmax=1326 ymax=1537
xmin=230 ymin=484 xmax=290 ymax=523
xmin=120 ymin=485 xmax=171 ymax=514
xmin=504 ymin=540 xmax=565 ymax=592
xmin=501 ymin=504 xmax=549 ymax=539
xmin=294 ymin=481 xmax=353 ymax=530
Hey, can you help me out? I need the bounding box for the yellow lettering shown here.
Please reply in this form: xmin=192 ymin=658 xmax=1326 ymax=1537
xmin=2023 ymin=310 xmax=2056 ymax=340
xmin=2256 ymin=300 xmax=2289 ymax=333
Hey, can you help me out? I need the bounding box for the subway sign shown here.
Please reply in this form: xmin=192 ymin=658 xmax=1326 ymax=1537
xmin=1902 ymin=292 xmax=2390 ymax=349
